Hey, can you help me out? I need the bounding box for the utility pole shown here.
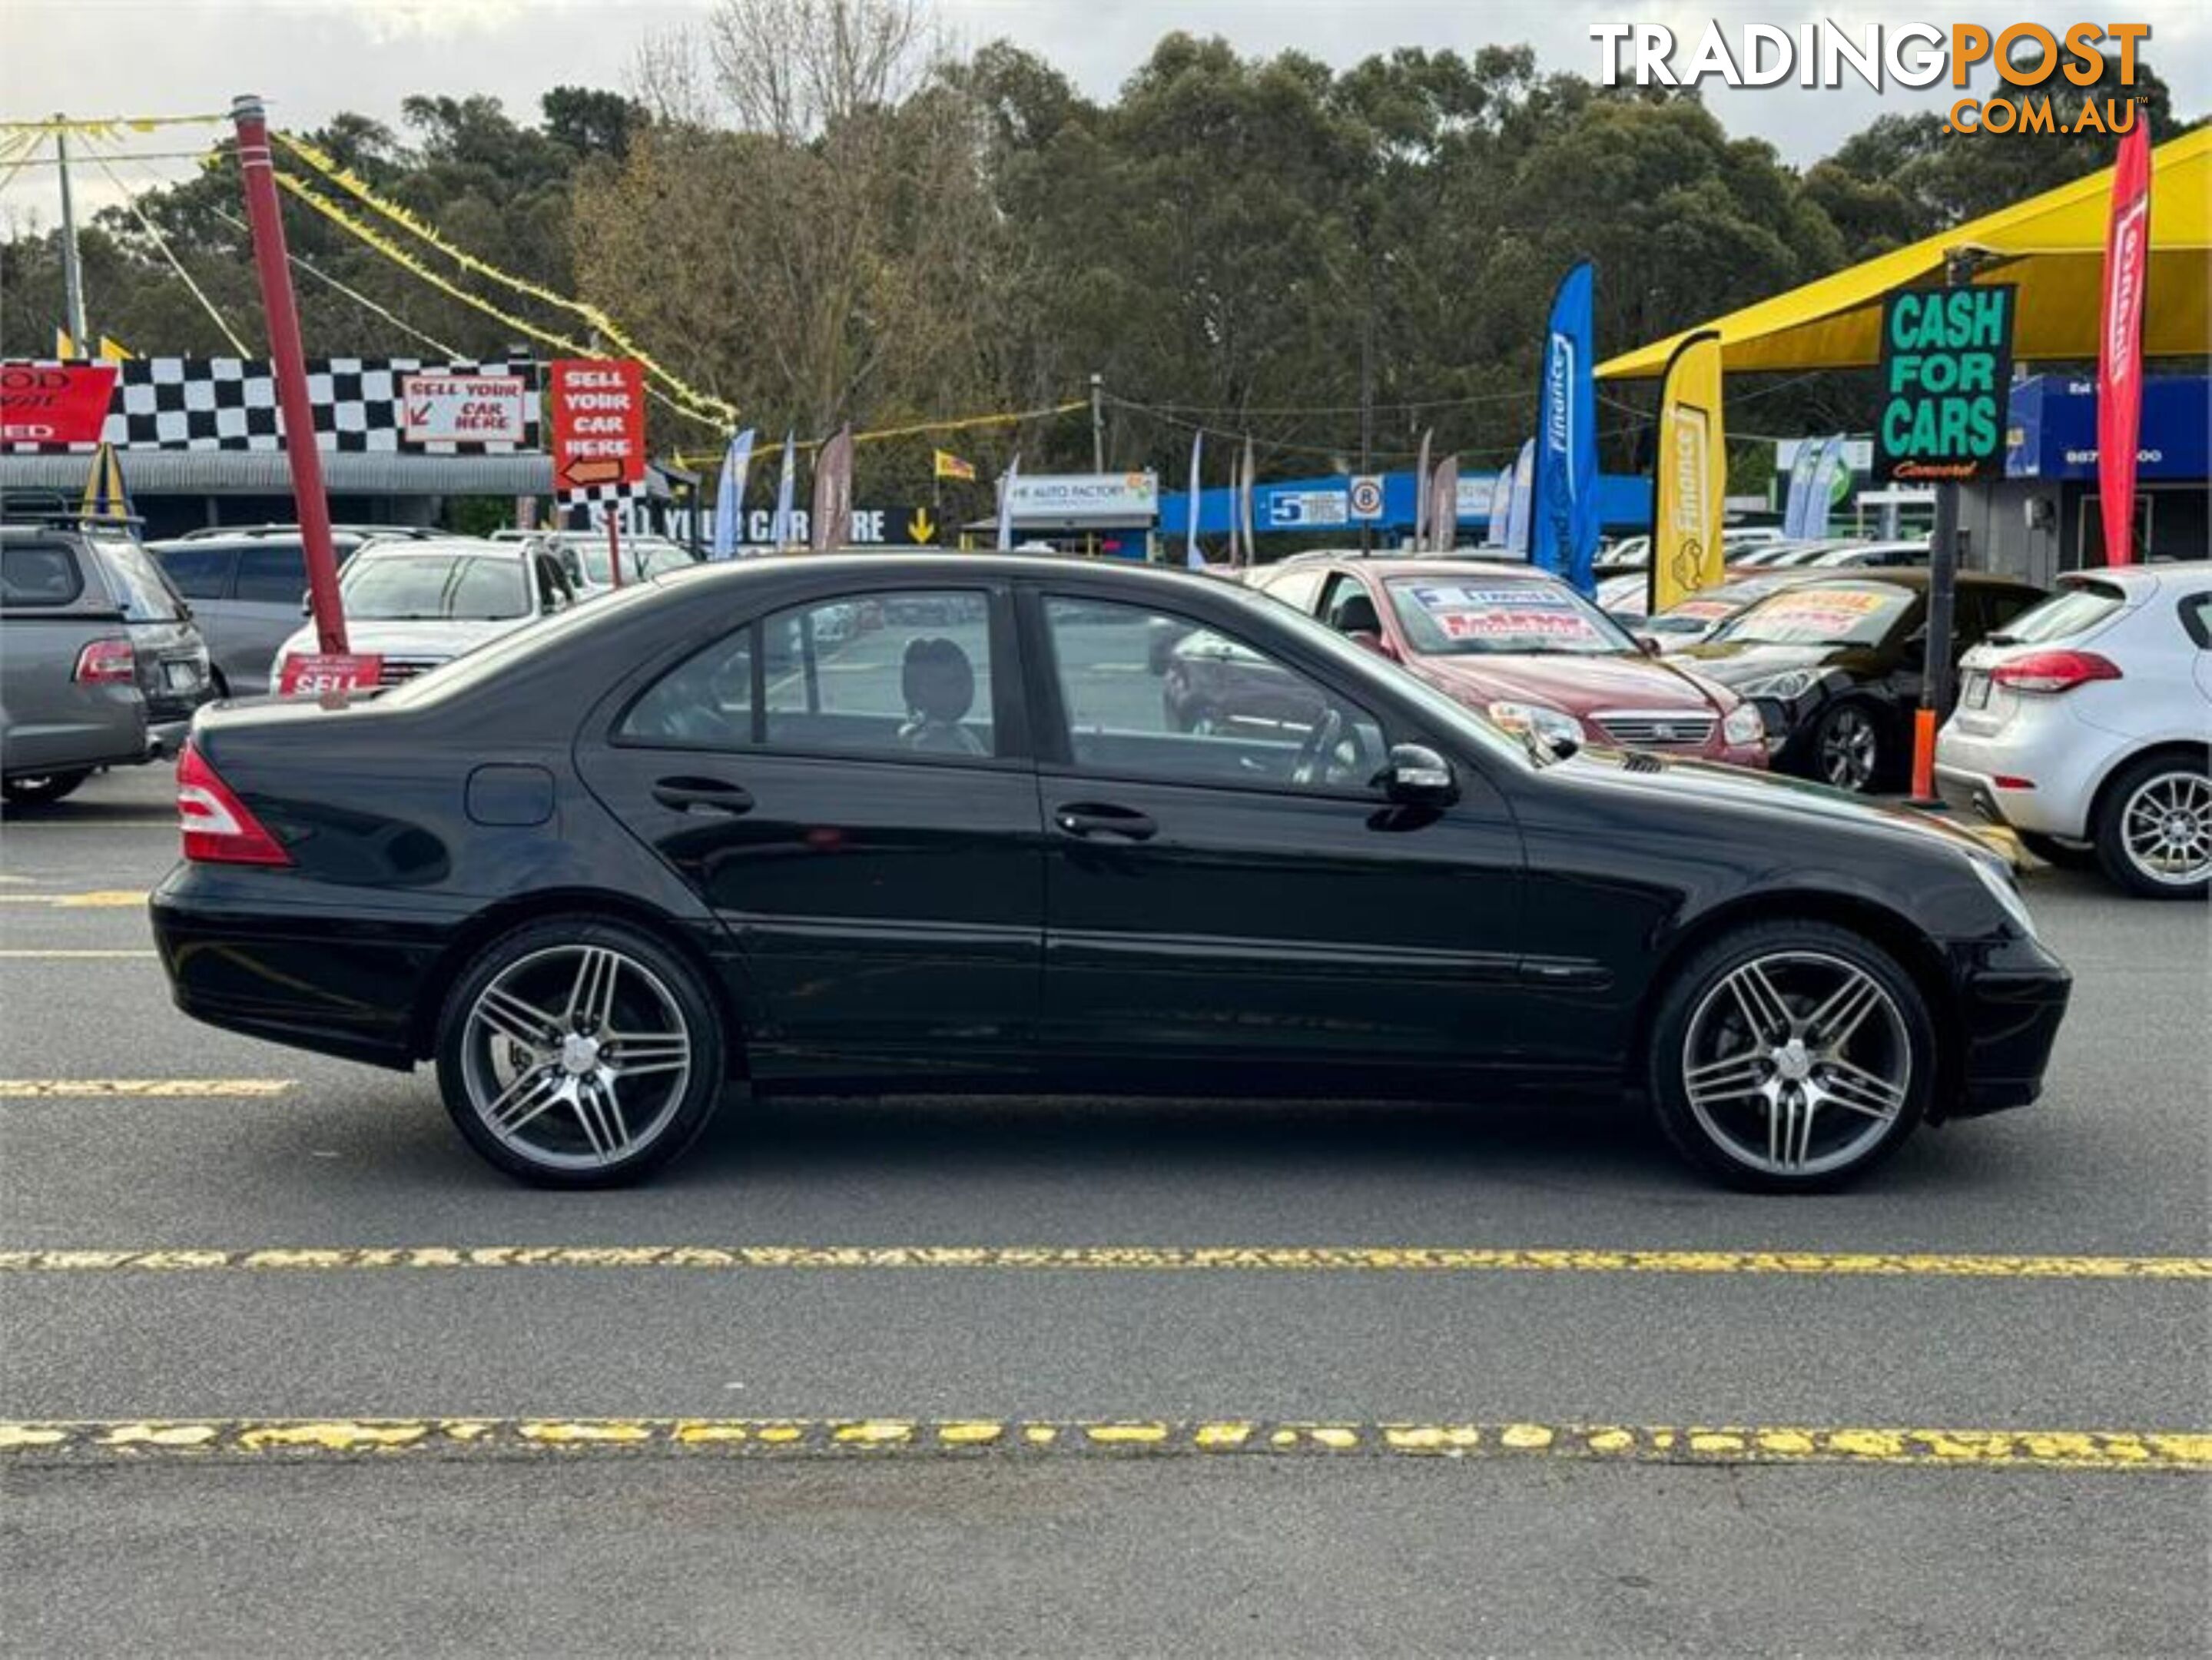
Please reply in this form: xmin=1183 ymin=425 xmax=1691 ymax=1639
xmin=1089 ymin=371 xmax=1105 ymax=474
xmin=1358 ymin=259 xmax=1376 ymax=556
xmin=1908 ymin=246 xmax=1973 ymax=806
xmin=53 ymin=117 xmax=89 ymax=348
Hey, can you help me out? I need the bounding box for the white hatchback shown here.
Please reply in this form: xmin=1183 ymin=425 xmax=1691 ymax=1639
xmin=1937 ymin=566 xmax=2211 ymax=898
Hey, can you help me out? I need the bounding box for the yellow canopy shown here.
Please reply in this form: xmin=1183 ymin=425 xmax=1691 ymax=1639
xmin=1599 ymin=127 xmax=2210 ymax=379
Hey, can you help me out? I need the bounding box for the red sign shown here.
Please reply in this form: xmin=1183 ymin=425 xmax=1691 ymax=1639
xmin=1 ymin=363 xmax=118 ymax=444
xmin=549 ymin=359 xmax=645 ymax=494
xmin=278 ymin=652 xmax=383 ymax=696
xmin=2097 ymin=121 xmax=2151 ymax=567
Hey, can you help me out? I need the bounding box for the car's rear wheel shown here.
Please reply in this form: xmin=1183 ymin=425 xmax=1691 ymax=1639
xmin=1648 ymin=921 xmax=1931 ymax=1192
xmin=2 ymin=770 xmax=91 ymax=807
xmin=434 ymin=918 xmax=726 ymax=1186
xmin=2094 ymin=754 xmax=2210 ymax=900
xmin=1812 ymin=701 xmax=1884 ymax=794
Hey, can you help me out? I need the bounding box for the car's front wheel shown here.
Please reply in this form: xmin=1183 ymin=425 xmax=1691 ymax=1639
xmin=1648 ymin=921 xmax=1932 ymax=1191
xmin=2 ymin=770 xmax=91 ymax=808
xmin=2094 ymin=752 xmax=2210 ymax=900
xmin=434 ymin=918 xmax=727 ymax=1186
xmin=1811 ymin=701 xmax=1885 ymax=793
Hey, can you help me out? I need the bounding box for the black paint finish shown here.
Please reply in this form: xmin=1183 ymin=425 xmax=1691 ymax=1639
xmin=151 ymin=555 xmax=2069 ymax=1118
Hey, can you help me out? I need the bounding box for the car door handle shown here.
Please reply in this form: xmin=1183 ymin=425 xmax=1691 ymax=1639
xmin=652 ymin=777 xmax=754 ymax=815
xmin=1054 ymin=802 xmax=1156 ymax=842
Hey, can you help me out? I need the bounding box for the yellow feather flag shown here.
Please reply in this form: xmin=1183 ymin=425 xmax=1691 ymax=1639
xmin=55 ymin=326 xmax=77 ymax=360
xmin=78 ymin=444 xmax=131 ymax=523
xmin=98 ymin=336 xmax=134 ymax=362
xmin=932 ymin=448 xmax=977 ymax=483
xmin=1648 ymin=330 xmax=1727 ymax=617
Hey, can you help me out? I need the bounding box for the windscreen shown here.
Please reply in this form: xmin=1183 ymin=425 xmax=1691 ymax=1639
xmin=342 ymin=554 xmax=529 ymax=621
xmin=1386 ymin=577 xmax=1634 ymax=657
xmin=1713 ymin=583 xmax=1911 ymax=647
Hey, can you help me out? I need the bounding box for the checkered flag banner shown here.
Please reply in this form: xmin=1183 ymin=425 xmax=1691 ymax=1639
xmin=5 ymin=357 xmax=542 ymax=455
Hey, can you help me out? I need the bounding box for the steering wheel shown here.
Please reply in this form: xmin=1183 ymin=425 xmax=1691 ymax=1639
xmin=1292 ymin=706 xmax=1360 ymax=787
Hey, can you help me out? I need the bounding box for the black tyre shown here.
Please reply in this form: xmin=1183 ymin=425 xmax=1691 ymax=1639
xmin=1647 ymin=920 xmax=1932 ymax=1193
xmin=2092 ymin=752 xmax=2210 ymax=901
xmin=434 ymin=917 xmax=728 ymax=1187
xmin=2017 ymin=832 xmax=2094 ymax=871
xmin=2 ymin=770 xmax=91 ymax=807
xmin=1810 ymin=700 xmax=1886 ymax=794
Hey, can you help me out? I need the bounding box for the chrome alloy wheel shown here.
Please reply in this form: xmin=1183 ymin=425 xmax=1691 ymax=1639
xmin=459 ymin=945 xmax=693 ymax=1172
xmin=1817 ymin=706 xmax=1879 ymax=792
xmin=1680 ymin=951 xmax=1912 ymax=1178
xmin=2120 ymin=769 xmax=2212 ymax=888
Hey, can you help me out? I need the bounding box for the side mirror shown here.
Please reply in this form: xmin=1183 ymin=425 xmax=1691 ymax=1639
xmin=1636 ymin=635 xmax=1663 ymax=657
xmin=1381 ymin=742 xmax=1458 ymax=806
xmin=1348 ymin=629 xmax=1399 ymax=662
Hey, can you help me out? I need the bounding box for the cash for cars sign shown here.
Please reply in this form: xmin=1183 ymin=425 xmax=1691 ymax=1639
xmin=1876 ymin=285 xmax=2016 ymax=483
xmin=549 ymin=359 xmax=646 ymax=493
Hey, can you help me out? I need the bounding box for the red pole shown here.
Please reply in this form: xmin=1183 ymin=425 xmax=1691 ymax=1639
xmin=606 ymin=514 xmax=624 ymax=588
xmin=230 ymin=94 xmax=347 ymax=654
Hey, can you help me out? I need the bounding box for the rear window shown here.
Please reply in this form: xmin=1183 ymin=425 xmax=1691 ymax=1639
xmin=91 ymin=536 xmax=186 ymax=622
xmin=2180 ymin=593 xmax=2210 ymax=650
xmin=1 ymin=542 xmax=86 ymax=608
xmin=1997 ymin=580 xmax=2128 ymax=646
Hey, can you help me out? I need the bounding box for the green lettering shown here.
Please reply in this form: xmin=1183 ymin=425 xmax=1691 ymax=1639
xmin=1957 ymin=354 xmax=1995 ymax=393
xmin=1968 ymin=397 xmax=1999 ymax=456
xmin=1882 ymin=400 xmax=1915 ymax=454
xmin=1938 ymin=399 xmax=1972 ymax=455
xmin=1890 ymin=294 xmax=1923 ymax=348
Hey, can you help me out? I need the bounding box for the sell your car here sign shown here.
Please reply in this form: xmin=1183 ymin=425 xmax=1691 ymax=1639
xmin=548 ymin=359 xmax=647 ymax=493
xmin=400 ymin=374 xmax=527 ymax=445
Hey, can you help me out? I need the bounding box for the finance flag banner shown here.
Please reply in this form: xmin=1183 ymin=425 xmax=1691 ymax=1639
xmin=810 ymin=424 xmax=855 ymax=551
xmin=1875 ymin=285 xmax=2017 ymax=483
xmin=2098 ymin=119 xmax=2152 ymax=566
xmin=1481 ymin=465 xmax=1514 ymax=548
xmin=1649 ymin=330 xmax=1726 ymax=616
xmin=548 ymin=359 xmax=645 ymax=495
xmin=1532 ymin=261 xmax=1600 ymax=593
xmin=710 ymin=427 xmax=756 ymax=561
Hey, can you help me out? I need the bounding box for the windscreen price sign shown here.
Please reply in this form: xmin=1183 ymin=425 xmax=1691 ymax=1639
xmin=549 ymin=359 xmax=646 ymax=493
xmin=1875 ymin=284 xmax=2016 ymax=483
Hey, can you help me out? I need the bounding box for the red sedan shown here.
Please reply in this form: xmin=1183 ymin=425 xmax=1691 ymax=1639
xmin=1245 ymin=556 xmax=1769 ymax=767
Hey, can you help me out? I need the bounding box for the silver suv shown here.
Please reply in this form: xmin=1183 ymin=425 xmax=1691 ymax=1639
xmin=1 ymin=521 xmax=215 ymax=806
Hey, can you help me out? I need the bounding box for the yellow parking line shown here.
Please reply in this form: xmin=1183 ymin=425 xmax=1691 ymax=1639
xmin=0 ymin=1415 xmax=2203 ymax=1470
xmin=0 ymin=1079 xmax=293 ymax=1098
xmin=0 ymin=889 xmax=148 ymax=908
xmin=0 ymin=949 xmax=158 ymax=960
xmin=1 ymin=1242 xmax=2204 ymax=1278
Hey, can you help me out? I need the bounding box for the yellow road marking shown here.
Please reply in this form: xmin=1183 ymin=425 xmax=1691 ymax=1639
xmin=0 ymin=1079 xmax=293 ymax=1098
xmin=0 ymin=949 xmax=158 ymax=960
xmin=0 ymin=1416 xmax=2202 ymax=1470
xmin=0 ymin=889 xmax=148 ymax=908
xmin=0 ymin=1242 xmax=2201 ymax=1279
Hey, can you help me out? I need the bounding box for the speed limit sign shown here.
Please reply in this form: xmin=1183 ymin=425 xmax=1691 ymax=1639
xmin=1348 ymin=474 xmax=1385 ymax=521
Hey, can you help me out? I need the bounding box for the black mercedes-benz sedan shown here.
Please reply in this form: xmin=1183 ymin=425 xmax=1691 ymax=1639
xmin=152 ymin=553 xmax=2070 ymax=1192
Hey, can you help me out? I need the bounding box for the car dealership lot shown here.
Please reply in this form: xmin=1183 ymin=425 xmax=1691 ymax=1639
xmin=3 ymin=766 xmax=2207 ymax=1655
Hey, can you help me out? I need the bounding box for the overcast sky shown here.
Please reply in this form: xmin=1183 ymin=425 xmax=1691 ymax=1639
xmin=5 ymin=0 xmax=2202 ymax=227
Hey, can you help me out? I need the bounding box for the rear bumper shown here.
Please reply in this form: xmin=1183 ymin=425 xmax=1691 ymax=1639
xmin=150 ymin=866 xmax=463 ymax=1071
xmin=1943 ymin=935 xmax=2073 ymax=1120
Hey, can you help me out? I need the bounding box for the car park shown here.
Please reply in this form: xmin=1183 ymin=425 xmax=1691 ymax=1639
xmin=1938 ymin=566 xmax=2211 ymax=899
xmin=151 ymin=553 xmax=2068 ymax=1192
xmin=1249 ymin=556 xmax=1768 ymax=767
xmin=1680 ymin=570 xmax=2045 ymax=794
xmin=152 ymin=529 xmax=373 ymax=696
xmin=1 ymin=520 xmax=214 ymax=806
xmin=270 ymin=536 xmax=580 ymax=689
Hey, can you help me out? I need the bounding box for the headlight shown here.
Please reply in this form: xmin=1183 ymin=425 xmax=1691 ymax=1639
xmin=1720 ymin=702 xmax=1766 ymax=747
xmin=1969 ymin=855 xmax=2038 ymax=938
xmin=1487 ymin=701 xmax=1585 ymax=754
xmin=1737 ymin=668 xmax=1819 ymax=701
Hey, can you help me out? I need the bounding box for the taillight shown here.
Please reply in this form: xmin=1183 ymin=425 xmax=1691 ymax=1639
xmin=177 ymin=740 xmax=291 ymax=866
xmin=1990 ymin=650 xmax=2123 ymax=694
xmin=73 ymin=638 xmax=136 ymax=684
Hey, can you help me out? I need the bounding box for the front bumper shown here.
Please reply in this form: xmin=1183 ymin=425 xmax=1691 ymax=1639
xmin=1942 ymin=932 xmax=2072 ymax=1119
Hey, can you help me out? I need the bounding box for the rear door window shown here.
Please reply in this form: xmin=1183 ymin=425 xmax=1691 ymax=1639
xmin=157 ymin=545 xmax=235 ymax=600
xmin=234 ymin=544 xmax=309 ymax=604
xmin=1 ymin=542 xmax=86 ymax=607
xmin=91 ymin=537 xmax=186 ymax=622
xmin=2180 ymin=593 xmax=2211 ymax=651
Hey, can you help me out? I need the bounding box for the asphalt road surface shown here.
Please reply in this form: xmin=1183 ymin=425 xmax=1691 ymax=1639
xmin=2 ymin=765 xmax=2207 ymax=1657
